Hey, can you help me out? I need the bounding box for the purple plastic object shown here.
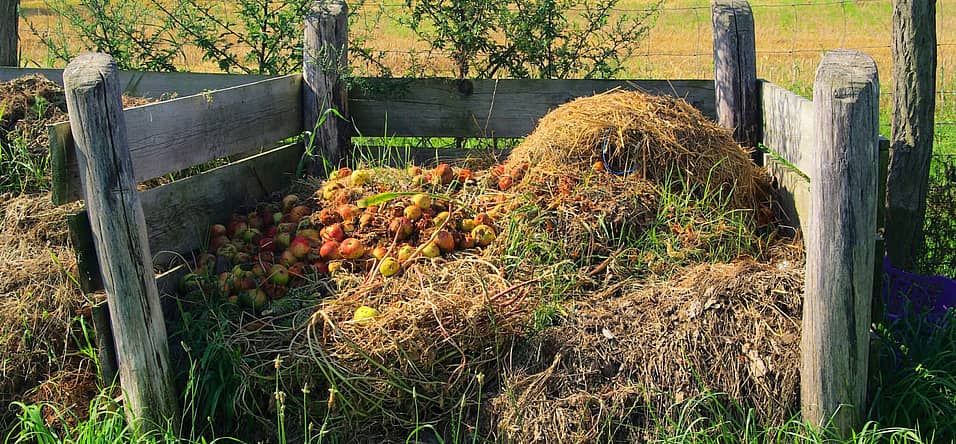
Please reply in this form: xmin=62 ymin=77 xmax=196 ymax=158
xmin=881 ymin=256 xmax=956 ymax=324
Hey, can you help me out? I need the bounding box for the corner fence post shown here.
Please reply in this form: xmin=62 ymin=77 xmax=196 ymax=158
xmin=801 ymin=49 xmax=879 ymax=436
xmin=62 ymin=53 xmax=179 ymax=432
xmin=304 ymin=0 xmax=349 ymax=176
xmin=711 ymin=0 xmax=759 ymax=161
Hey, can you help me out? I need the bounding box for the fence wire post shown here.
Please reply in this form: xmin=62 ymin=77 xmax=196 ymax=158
xmin=304 ymin=0 xmax=349 ymax=177
xmin=711 ymin=0 xmax=759 ymax=161
xmin=63 ymin=53 xmax=179 ymax=433
xmin=802 ymin=49 xmax=879 ymax=437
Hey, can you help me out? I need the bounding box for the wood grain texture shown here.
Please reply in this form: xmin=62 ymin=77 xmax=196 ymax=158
xmin=885 ymin=0 xmax=937 ymax=271
xmin=143 ymin=143 xmax=304 ymax=262
xmin=801 ymin=49 xmax=879 ymax=436
xmin=63 ymin=53 xmax=178 ymax=430
xmin=712 ymin=0 xmax=758 ymax=155
xmin=0 ymin=0 xmax=17 ymax=66
xmin=66 ymin=211 xmax=103 ymax=293
xmin=0 ymin=67 xmax=273 ymax=98
xmin=350 ymin=78 xmax=716 ymax=138
xmin=303 ymin=0 xmax=349 ymax=173
xmin=51 ymin=74 xmax=302 ymax=204
xmin=759 ymin=80 xmax=813 ymax=231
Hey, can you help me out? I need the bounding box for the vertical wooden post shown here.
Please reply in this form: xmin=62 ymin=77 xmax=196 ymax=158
xmin=303 ymin=0 xmax=349 ymax=176
xmin=885 ymin=0 xmax=937 ymax=271
xmin=802 ymin=49 xmax=879 ymax=436
xmin=711 ymin=0 xmax=758 ymax=160
xmin=0 ymin=0 xmax=18 ymax=66
xmin=63 ymin=53 xmax=179 ymax=431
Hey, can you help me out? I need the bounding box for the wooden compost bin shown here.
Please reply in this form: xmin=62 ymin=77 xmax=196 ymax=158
xmin=0 ymin=0 xmax=887 ymax=436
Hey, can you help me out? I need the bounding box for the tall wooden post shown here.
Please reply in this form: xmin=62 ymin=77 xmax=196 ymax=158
xmin=63 ymin=53 xmax=179 ymax=431
xmin=885 ymin=0 xmax=937 ymax=271
xmin=801 ymin=50 xmax=879 ymax=436
xmin=0 ymin=0 xmax=18 ymax=66
xmin=303 ymin=0 xmax=349 ymax=176
xmin=711 ymin=0 xmax=758 ymax=160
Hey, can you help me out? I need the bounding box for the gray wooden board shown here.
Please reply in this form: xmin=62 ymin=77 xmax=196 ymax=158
xmin=52 ymin=74 xmax=303 ymax=204
xmin=0 ymin=67 xmax=274 ymax=99
xmin=349 ymin=78 xmax=716 ymax=138
xmin=143 ymin=142 xmax=304 ymax=263
xmin=759 ymin=80 xmax=813 ymax=231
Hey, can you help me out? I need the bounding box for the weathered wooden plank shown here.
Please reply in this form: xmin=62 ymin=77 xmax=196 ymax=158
xmin=759 ymin=80 xmax=813 ymax=230
xmin=712 ymin=0 xmax=758 ymax=154
xmin=885 ymin=0 xmax=937 ymax=271
xmin=143 ymin=142 xmax=304 ymax=260
xmin=801 ymin=49 xmax=879 ymax=436
xmin=0 ymin=67 xmax=274 ymax=98
xmin=349 ymin=78 xmax=716 ymax=138
xmin=51 ymin=74 xmax=303 ymax=204
xmin=304 ymin=0 xmax=349 ymax=172
xmin=0 ymin=0 xmax=17 ymax=67
xmin=66 ymin=211 xmax=103 ymax=293
xmin=63 ymin=53 xmax=178 ymax=431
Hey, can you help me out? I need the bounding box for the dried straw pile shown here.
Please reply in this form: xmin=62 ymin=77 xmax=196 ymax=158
xmin=508 ymin=90 xmax=769 ymax=210
xmin=184 ymin=90 xmax=792 ymax=441
xmin=489 ymin=249 xmax=804 ymax=443
xmin=0 ymin=194 xmax=94 ymax=429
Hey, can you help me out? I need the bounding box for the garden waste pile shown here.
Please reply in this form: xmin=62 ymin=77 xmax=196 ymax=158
xmin=172 ymin=90 xmax=801 ymax=441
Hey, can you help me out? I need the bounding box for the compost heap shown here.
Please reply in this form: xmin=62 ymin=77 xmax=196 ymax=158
xmin=0 ymin=75 xmax=154 ymax=432
xmin=174 ymin=90 xmax=798 ymax=441
xmin=0 ymin=75 xmax=96 ymax=431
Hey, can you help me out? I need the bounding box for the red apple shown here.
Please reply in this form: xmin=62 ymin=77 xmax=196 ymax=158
xmin=434 ymin=163 xmax=454 ymax=185
xmin=264 ymin=226 xmax=278 ymax=237
xmin=371 ymin=245 xmax=388 ymax=260
xmin=339 ymin=238 xmax=366 ymax=259
xmin=321 ymin=223 xmax=346 ymax=242
xmin=289 ymin=236 xmax=311 ymax=258
xmin=319 ymin=240 xmax=342 ymax=259
xmin=435 ymin=230 xmax=456 ymax=253
xmin=498 ymin=176 xmax=514 ymax=191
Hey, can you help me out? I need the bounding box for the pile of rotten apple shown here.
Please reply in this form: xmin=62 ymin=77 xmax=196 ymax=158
xmin=181 ymin=162 xmax=529 ymax=313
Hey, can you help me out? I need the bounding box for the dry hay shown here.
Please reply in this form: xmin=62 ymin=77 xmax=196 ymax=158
xmin=0 ymin=193 xmax=93 ymax=429
xmin=176 ymin=91 xmax=788 ymax=440
xmin=507 ymin=90 xmax=770 ymax=211
xmin=488 ymin=248 xmax=804 ymax=443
